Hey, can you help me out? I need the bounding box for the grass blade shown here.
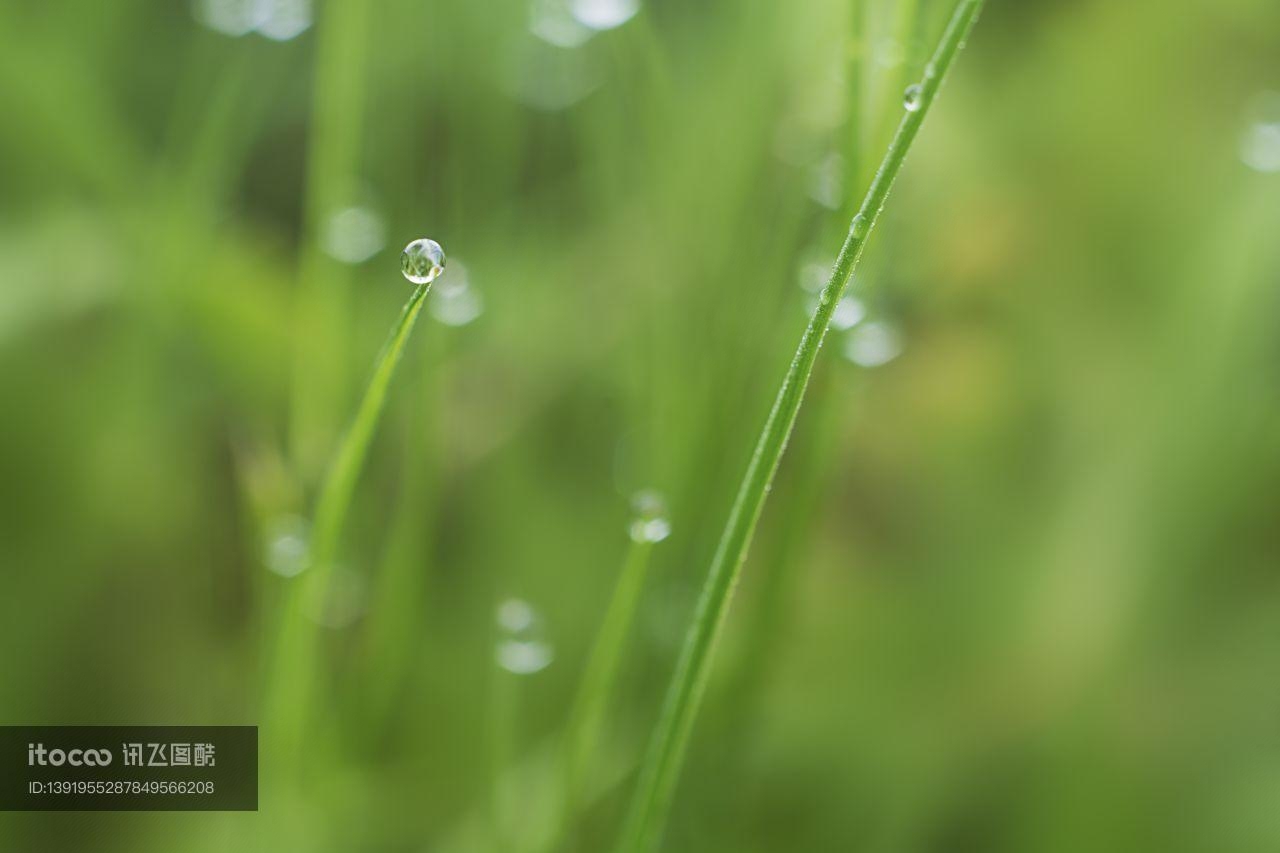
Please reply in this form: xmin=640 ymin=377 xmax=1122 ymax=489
xmin=614 ymin=3 xmax=986 ymax=850
xmin=264 ymin=279 xmax=434 ymax=766
xmin=289 ymin=0 xmax=372 ymax=474
xmin=553 ymin=538 xmax=657 ymax=839
xmin=309 ymin=281 xmax=434 ymax=575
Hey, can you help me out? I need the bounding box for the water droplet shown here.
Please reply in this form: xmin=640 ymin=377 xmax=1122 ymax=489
xmin=496 ymin=640 xmax=555 ymax=674
xmin=323 ymin=206 xmax=386 ymax=264
xmin=1240 ymin=91 xmax=1280 ymax=174
xmin=1241 ymin=123 xmax=1280 ymax=172
xmin=629 ymin=489 xmax=671 ymax=543
xmin=496 ymin=599 xmax=536 ymax=633
xmin=798 ymin=258 xmax=834 ymax=293
xmin=903 ymin=84 xmax=923 ymax=112
xmin=844 ymin=321 xmax=903 ymax=367
xmin=193 ymin=0 xmax=265 ymax=36
xmin=192 ymin=0 xmax=310 ymax=40
xmin=570 ymin=0 xmax=639 ymax=31
xmin=497 ymin=639 xmax=553 ymax=673
xmin=401 ymin=238 xmax=446 ymax=285
xmin=530 ymin=0 xmax=595 ymax=47
xmin=429 ymin=260 xmax=484 ymax=326
xmin=831 ymin=296 xmax=866 ymax=331
xmin=850 ymin=214 xmax=870 ymax=239
xmin=495 ymin=598 xmax=554 ymax=675
xmin=263 ymin=514 xmax=309 ymax=577
xmin=255 ymin=0 xmax=312 ymax=41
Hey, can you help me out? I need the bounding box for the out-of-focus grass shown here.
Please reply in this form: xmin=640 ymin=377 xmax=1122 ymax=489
xmin=1 ymin=1 xmax=1279 ymax=852
xmin=615 ymin=5 xmax=986 ymax=850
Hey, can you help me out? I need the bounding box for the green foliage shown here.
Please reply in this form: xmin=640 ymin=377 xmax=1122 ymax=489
xmin=2 ymin=1 xmax=1280 ymax=852
xmin=617 ymin=5 xmax=984 ymax=850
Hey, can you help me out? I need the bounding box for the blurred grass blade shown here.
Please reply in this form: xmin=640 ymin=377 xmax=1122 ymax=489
xmin=551 ymin=538 xmax=657 ymax=844
xmin=614 ymin=3 xmax=986 ymax=850
xmin=309 ymin=280 xmax=434 ymax=577
xmin=289 ymin=0 xmax=372 ymax=474
xmin=264 ymin=279 xmax=434 ymax=766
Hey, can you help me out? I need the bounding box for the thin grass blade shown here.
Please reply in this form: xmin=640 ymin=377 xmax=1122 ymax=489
xmin=614 ymin=3 xmax=986 ymax=850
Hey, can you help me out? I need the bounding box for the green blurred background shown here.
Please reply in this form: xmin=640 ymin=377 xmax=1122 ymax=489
xmin=2 ymin=0 xmax=1280 ymax=850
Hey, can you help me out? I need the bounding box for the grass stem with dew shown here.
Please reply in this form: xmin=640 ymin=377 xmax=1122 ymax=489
xmin=614 ymin=3 xmax=986 ymax=850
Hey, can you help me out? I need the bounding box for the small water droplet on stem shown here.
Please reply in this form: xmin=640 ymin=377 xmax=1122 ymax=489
xmin=629 ymin=489 xmax=671 ymax=543
xmin=903 ymin=84 xmax=923 ymax=112
xmin=850 ymin=214 xmax=870 ymax=240
xmin=495 ymin=598 xmax=555 ymax=675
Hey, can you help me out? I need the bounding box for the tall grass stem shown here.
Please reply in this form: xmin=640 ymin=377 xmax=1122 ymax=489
xmin=264 ymin=280 xmax=434 ymax=764
xmin=289 ymin=0 xmax=371 ymax=474
xmin=614 ymin=3 xmax=985 ymax=850
xmin=548 ymin=538 xmax=656 ymax=846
